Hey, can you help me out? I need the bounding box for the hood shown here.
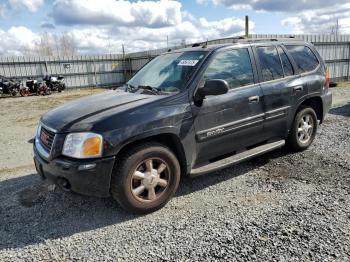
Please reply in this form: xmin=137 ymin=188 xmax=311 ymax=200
xmin=41 ymin=90 xmax=159 ymax=132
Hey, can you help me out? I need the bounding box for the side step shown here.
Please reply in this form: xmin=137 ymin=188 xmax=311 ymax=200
xmin=190 ymin=139 xmax=285 ymax=177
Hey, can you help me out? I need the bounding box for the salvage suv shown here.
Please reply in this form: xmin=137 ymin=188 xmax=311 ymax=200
xmin=34 ymin=39 xmax=332 ymax=213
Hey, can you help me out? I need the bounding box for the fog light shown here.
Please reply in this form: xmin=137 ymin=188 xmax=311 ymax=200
xmin=78 ymin=163 xmax=96 ymax=171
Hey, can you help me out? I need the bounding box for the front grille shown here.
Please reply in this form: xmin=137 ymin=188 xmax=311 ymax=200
xmin=39 ymin=126 xmax=56 ymax=152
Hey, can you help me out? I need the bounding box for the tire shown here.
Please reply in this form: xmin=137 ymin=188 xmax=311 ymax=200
xmin=287 ymin=106 xmax=318 ymax=151
xmin=19 ymin=89 xmax=29 ymax=97
xmin=111 ymin=143 xmax=181 ymax=214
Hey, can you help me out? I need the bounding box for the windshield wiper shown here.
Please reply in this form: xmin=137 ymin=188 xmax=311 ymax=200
xmin=130 ymin=85 xmax=161 ymax=95
xmin=124 ymin=83 xmax=137 ymax=92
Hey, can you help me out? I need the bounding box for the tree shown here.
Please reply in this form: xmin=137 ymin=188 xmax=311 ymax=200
xmin=59 ymin=33 xmax=77 ymax=56
xmin=37 ymin=32 xmax=54 ymax=56
xmin=18 ymin=32 xmax=77 ymax=57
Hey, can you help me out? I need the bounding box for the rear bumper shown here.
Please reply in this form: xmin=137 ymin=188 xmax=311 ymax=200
xmin=34 ymin=146 xmax=115 ymax=197
xmin=321 ymin=91 xmax=332 ymax=122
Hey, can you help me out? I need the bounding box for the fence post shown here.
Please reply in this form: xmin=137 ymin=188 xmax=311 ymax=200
xmin=347 ymin=42 xmax=350 ymax=81
xmin=122 ymin=44 xmax=126 ymax=84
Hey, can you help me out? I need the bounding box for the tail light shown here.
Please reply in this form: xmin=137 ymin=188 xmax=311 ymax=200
xmin=325 ymin=67 xmax=330 ymax=90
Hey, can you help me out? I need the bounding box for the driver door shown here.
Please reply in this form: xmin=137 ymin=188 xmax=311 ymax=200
xmin=191 ymin=47 xmax=265 ymax=164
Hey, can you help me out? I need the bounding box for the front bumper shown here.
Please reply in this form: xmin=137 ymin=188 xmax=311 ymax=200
xmin=321 ymin=90 xmax=332 ymax=122
xmin=34 ymin=146 xmax=115 ymax=197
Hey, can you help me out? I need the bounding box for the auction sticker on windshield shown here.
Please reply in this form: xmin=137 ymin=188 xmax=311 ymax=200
xmin=178 ymin=60 xmax=199 ymax=66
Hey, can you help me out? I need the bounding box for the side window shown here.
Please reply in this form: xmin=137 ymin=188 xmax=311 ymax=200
xmin=284 ymin=45 xmax=319 ymax=73
xmin=277 ymin=46 xmax=294 ymax=77
xmin=257 ymin=46 xmax=284 ymax=82
xmin=203 ymin=48 xmax=254 ymax=89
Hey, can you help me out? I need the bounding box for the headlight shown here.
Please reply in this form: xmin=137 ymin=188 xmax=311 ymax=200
xmin=62 ymin=132 xmax=103 ymax=159
xmin=35 ymin=124 xmax=41 ymax=140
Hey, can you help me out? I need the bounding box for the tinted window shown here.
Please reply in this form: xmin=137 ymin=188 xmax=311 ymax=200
xmin=277 ymin=46 xmax=294 ymax=76
xmin=285 ymin=45 xmax=319 ymax=73
xmin=257 ymin=46 xmax=284 ymax=81
xmin=203 ymin=48 xmax=254 ymax=89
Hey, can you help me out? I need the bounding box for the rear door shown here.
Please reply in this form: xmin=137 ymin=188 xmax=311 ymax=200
xmin=254 ymin=45 xmax=298 ymax=139
xmin=192 ymin=47 xmax=265 ymax=164
xmin=284 ymin=44 xmax=322 ymax=101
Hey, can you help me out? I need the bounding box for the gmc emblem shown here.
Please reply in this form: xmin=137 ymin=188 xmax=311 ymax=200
xmin=40 ymin=130 xmax=49 ymax=145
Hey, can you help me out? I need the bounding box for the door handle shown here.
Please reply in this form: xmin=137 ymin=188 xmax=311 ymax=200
xmin=293 ymin=85 xmax=303 ymax=92
xmin=248 ymin=96 xmax=259 ymax=103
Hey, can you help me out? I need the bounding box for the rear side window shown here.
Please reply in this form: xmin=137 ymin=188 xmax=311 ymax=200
xmin=285 ymin=45 xmax=319 ymax=73
xmin=277 ymin=46 xmax=294 ymax=77
xmin=203 ymin=48 xmax=254 ymax=89
xmin=257 ymin=46 xmax=284 ymax=81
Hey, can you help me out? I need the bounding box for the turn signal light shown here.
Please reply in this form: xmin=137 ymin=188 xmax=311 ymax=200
xmin=82 ymin=137 xmax=102 ymax=156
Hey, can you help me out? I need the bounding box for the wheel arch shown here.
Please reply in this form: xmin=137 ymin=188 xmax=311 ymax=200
xmin=296 ymin=96 xmax=324 ymax=123
xmin=115 ymin=132 xmax=188 ymax=176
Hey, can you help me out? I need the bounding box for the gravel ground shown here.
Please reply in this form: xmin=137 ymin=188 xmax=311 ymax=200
xmin=0 ymin=87 xmax=349 ymax=261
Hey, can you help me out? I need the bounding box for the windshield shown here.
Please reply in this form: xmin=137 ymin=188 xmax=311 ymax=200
xmin=127 ymin=51 xmax=207 ymax=93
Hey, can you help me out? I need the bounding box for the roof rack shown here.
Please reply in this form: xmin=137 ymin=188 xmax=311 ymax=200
xmin=233 ymin=36 xmax=303 ymax=43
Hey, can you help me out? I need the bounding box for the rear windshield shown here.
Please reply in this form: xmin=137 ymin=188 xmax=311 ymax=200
xmin=284 ymin=45 xmax=319 ymax=73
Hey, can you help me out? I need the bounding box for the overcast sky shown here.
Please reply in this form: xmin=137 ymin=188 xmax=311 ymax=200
xmin=0 ymin=0 xmax=349 ymax=56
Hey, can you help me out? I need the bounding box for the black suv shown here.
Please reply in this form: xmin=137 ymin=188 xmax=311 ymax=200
xmin=34 ymin=39 xmax=332 ymax=213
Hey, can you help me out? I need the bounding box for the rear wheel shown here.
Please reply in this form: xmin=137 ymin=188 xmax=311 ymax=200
xmin=287 ymin=106 xmax=318 ymax=151
xmin=111 ymin=143 xmax=181 ymax=214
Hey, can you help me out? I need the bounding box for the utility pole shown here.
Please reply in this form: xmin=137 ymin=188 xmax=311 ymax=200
xmin=245 ymin=15 xmax=249 ymax=38
xmin=334 ymin=19 xmax=339 ymax=81
xmin=122 ymin=44 xmax=127 ymax=84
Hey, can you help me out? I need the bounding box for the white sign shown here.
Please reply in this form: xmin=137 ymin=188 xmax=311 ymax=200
xmin=178 ymin=60 xmax=199 ymax=66
xmin=63 ymin=63 xmax=72 ymax=69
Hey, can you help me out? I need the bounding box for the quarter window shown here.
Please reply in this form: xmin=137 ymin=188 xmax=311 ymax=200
xmin=277 ymin=46 xmax=294 ymax=77
xmin=285 ymin=45 xmax=319 ymax=73
xmin=257 ymin=46 xmax=284 ymax=81
xmin=203 ymin=48 xmax=254 ymax=89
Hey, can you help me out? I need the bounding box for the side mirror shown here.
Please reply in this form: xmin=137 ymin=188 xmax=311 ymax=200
xmin=194 ymin=79 xmax=229 ymax=102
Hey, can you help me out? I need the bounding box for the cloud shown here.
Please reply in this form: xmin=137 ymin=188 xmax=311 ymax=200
xmin=52 ymin=0 xmax=182 ymax=28
xmin=281 ymin=3 xmax=350 ymax=34
xmin=0 ymin=0 xmax=255 ymax=56
xmin=203 ymin=0 xmax=349 ymax=12
xmin=197 ymin=0 xmax=350 ymax=34
xmin=40 ymin=22 xmax=56 ymax=29
xmin=0 ymin=12 xmax=252 ymax=56
xmin=66 ymin=15 xmax=252 ymax=54
xmin=0 ymin=0 xmax=44 ymax=15
xmin=0 ymin=26 xmax=41 ymax=56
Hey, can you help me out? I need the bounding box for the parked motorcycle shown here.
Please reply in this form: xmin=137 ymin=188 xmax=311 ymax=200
xmin=44 ymin=75 xmax=66 ymax=92
xmin=20 ymin=78 xmax=51 ymax=96
xmin=0 ymin=76 xmax=20 ymax=96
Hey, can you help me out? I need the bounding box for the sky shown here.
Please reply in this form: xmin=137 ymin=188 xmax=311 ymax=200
xmin=0 ymin=0 xmax=349 ymax=56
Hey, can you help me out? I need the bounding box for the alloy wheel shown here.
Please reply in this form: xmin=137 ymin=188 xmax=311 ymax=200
xmin=130 ymin=158 xmax=170 ymax=202
xmin=297 ymin=113 xmax=314 ymax=144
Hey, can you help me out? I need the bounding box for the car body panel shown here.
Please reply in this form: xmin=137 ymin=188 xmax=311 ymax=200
xmin=33 ymin=39 xmax=332 ymax=198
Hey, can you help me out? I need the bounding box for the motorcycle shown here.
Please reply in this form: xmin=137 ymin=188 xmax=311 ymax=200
xmin=44 ymin=75 xmax=66 ymax=92
xmin=0 ymin=76 xmax=20 ymax=96
xmin=20 ymin=78 xmax=51 ymax=96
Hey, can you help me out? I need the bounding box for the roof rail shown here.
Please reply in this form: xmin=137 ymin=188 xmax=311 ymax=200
xmin=233 ymin=36 xmax=303 ymax=43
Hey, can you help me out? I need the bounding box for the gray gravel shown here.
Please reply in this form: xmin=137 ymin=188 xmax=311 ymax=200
xmin=0 ymin=90 xmax=349 ymax=261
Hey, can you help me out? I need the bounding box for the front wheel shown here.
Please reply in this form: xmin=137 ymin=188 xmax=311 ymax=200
xmin=111 ymin=143 xmax=181 ymax=214
xmin=287 ymin=106 xmax=318 ymax=151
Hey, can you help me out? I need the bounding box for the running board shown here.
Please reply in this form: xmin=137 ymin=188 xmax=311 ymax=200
xmin=190 ymin=139 xmax=285 ymax=177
